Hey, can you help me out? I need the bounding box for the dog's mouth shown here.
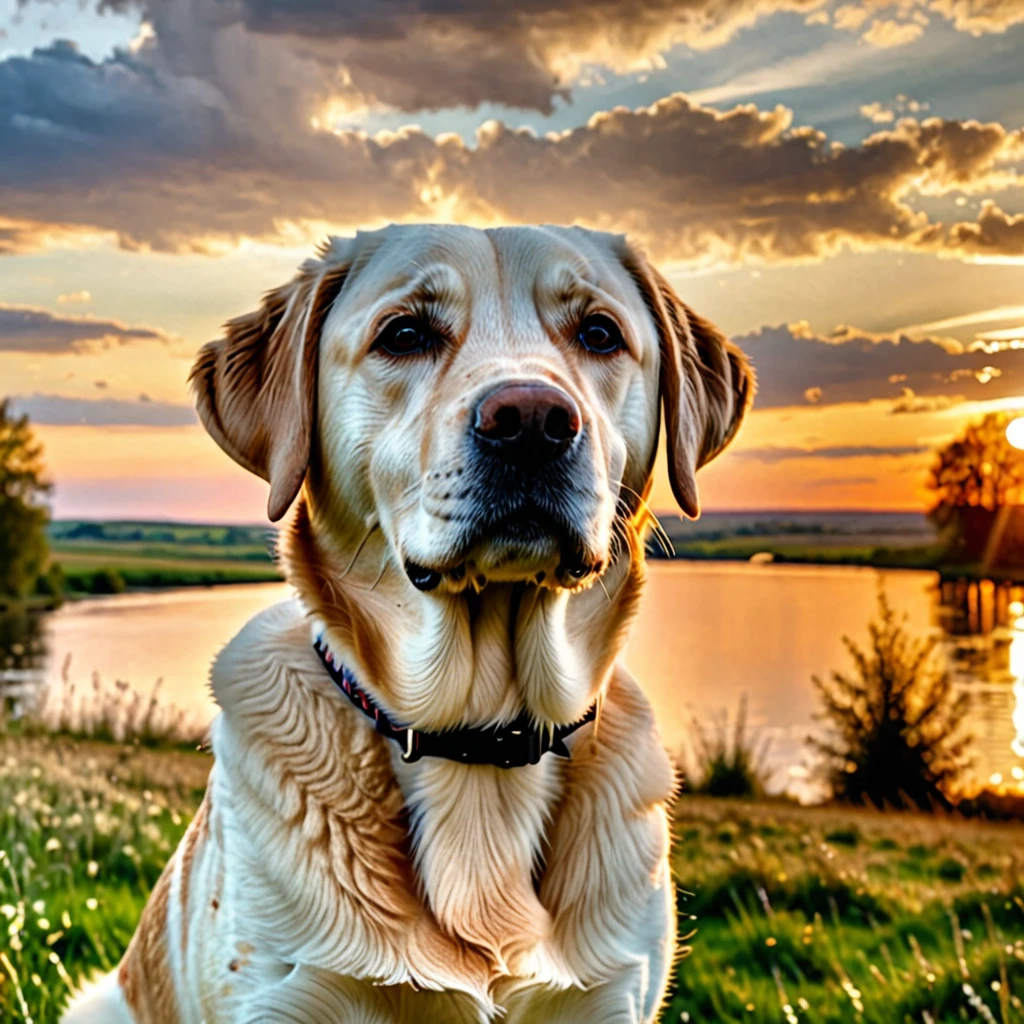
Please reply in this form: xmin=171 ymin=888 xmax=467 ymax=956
xmin=404 ymin=501 xmax=603 ymax=593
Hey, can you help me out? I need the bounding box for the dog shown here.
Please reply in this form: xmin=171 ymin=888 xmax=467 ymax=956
xmin=63 ymin=224 xmax=752 ymax=1024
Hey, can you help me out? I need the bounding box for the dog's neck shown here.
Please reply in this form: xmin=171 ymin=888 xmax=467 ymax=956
xmin=282 ymin=497 xmax=646 ymax=733
xmin=279 ymin=497 xmax=648 ymax=974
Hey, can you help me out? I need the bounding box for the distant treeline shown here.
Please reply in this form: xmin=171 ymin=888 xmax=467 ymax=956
xmin=48 ymin=520 xmax=271 ymax=547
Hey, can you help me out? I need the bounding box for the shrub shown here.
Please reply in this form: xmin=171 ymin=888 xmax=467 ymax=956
xmin=686 ymin=695 xmax=773 ymax=798
xmin=809 ymin=588 xmax=971 ymax=811
xmin=824 ymin=825 xmax=860 ymax=847
xmin=89 ymin=568 xmax=126 ymax=595
xmin=34 ymin=561 xmax=66 ymax=599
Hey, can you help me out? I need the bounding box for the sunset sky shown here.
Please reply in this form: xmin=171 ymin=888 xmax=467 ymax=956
xmin=2 ymin=0 xmax=1023 ymax=522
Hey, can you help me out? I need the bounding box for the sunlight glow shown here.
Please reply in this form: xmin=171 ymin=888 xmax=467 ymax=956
xmin=1007 ymin=416 xmax=1024 ymax=450
xmin=1003 ymin=415 xmax=1024 ymax=448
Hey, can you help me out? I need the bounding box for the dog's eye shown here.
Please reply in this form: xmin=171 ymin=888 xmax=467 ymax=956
xmin=577 ymin=313 xmax=624 ymax=355
xmin=372 ymin=315 xmax=435 ymax=357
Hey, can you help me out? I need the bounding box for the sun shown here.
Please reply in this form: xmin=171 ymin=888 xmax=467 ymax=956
xmin=1008 ymin=415 xmax=1024 ymax=451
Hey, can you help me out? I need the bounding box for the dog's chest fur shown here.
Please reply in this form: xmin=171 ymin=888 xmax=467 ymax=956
xmin=159 ymin=598 xmax=675 ymax=1022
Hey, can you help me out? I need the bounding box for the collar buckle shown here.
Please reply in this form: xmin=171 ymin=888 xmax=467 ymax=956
xmin=401 ymin=727 xmax=421 ymax=763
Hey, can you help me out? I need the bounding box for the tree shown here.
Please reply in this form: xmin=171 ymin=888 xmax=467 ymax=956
xmin=927 ymin=412 xmax=1024 ymax=567
xmin=809 ymin=589 xmax=971 ymax=811
xmin=0 ymin=401 xmax=52 ymax=598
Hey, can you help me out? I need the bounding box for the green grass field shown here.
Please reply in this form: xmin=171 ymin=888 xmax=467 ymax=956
xmin=46 ymin=521 xmax=282 ymax=592
xmin=0 ymin=736 xmax=1021 ymax=1022
xmin=40 ymin=515 xmax=955 ymax=598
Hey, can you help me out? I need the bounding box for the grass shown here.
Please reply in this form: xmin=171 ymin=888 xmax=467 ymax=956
xmin=19 ymin=666 xmax=208 ymax=752
xmin=0 ymin=736 xmax=206 ymax=1022
xmin=0 ymin=736 xmax=1021 ymax=1021
xmin=655 ymin=539 xmax=947 ymax=571
xmin=666 ymin=797 xmax=1024 ymax=1023
xmin=56 ymin=551 xmax=281 ymax=590
xmin=34 ymin=515 xmax=1013 ymax=594
xmin=40 ymin=520 xmax=282 ymax=595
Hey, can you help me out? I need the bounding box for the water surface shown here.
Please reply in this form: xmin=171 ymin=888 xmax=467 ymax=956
xmin=5 ymin=564 xmax=1022 ymax=797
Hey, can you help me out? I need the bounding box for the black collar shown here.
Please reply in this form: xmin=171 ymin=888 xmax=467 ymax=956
xmin=313 ymin=633 xmax=596 ymax=768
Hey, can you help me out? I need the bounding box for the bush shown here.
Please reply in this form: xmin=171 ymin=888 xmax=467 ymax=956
xmin=685 ymin=695 xmax=772 ymax=798
xmin=89 ymin=568 xmax=126 ymax=595
xmin=809 ymin=588 xmax=970 ymax=811
xmin=34 ymin=561 xmax=66 ymax=599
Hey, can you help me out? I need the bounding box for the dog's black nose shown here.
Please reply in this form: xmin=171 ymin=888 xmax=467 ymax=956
xmin=473 ymin=382 xmax=581 ymax=465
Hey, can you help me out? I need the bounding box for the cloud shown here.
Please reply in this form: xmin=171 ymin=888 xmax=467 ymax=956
xmin=92 ymin=0 xmax=835 ymax=117
xmin=889 ymin=388 xmax=966 ymax=413
xmin=56 ymin=290 xmax=92 ymax=304
xmin=7 ymin=392 xmax=197 ymax=426
xmin=945 ymin=200 xmax=1024 ymax=257
xmin=91 ymin=0 xmax=1024 ymax=116
xmin=1 ymin=43 xmax=1022 ymax=266
xmin=736 ymin=320 xmax=1024 ymax=408
xmin=861 ymin=18 xmax=926 ymax=46
xmin=902 ymin=304 xmax=1024 ymax=334
xmin=834 ymin=4 xmax=872 ymax=29
xmin=0 ymin=303 xmax=171 ymax=352
xmin=860 ymin=101 xmax=896 ymax=123
xmin=0 ymin=215 xmax=102 ymax=254
xmin=736 ymin=444 xmax=931 ymax=462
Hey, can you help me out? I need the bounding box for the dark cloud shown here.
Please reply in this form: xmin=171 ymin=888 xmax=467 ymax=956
xmin=946 ymin=200 xmax=1024 ymax=257
xmin=0 ymin=303 xmax=170 ymax=352
xmin=7 ymin=392 xmax=197 ymax=426
xmin=1 ymin=43 xmax=1022 ymax=264
xmin=91 ymin=0 xmax=826 ymax=115
xmin=736 ymin=444 xmax=931 ymax=462
xmin=87 ymin=0 xmax=1024 ymax=115
xmin=736 ymin=321 xmax=1024 ymax=408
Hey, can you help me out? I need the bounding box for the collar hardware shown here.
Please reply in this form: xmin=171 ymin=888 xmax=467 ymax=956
xmin=313 ymin=634 xmax=596 ymax=768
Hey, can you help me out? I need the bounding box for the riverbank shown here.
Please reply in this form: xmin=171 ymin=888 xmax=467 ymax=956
xmin=44 ymin=519 xmax=282 ymax=596
xmin=37 ymin=513 xmax=1023 ymax=598
xmin=0 ymin=734 xmax=1020 ymax=1022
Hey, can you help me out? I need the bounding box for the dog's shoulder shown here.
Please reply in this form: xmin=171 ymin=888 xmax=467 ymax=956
xmin=209 ymin=597 xmax=327 ymax=712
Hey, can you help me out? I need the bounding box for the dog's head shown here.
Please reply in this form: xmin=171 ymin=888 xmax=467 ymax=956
xmin=191 ymin=224 xmax=753 ymax=597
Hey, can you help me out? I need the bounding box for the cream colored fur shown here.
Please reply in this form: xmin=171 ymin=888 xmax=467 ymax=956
xmin=62 ymin=224 xmax=752 ymax=1024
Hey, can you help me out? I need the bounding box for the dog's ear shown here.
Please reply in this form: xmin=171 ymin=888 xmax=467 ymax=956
xmin=189 ymin=244 xmax=351 ymax=522
xmin=621 ymin=244 xmax=755 ymax=519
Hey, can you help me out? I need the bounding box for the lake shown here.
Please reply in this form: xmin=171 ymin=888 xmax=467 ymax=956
xmin=4 ymin=563 xmax=1023 ymax=799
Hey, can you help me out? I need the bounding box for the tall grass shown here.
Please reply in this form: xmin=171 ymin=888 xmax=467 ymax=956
xmin=4 ymin=656 xmax=206 ymax=751
xmin=684 ymin=695 xmax=774 ymax=798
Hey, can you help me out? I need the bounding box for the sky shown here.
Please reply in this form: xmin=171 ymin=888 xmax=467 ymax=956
xmin=1 ymin=0 xmax=1023 ymax=522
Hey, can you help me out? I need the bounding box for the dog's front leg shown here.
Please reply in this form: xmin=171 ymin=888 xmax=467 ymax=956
xmin=537 ymin=666 xmax=677 ymax=1023
xmin=236 ymin=967 xmax=399 ymax=1024
xmin=501 ymin=962 xmax=666 ymax=1024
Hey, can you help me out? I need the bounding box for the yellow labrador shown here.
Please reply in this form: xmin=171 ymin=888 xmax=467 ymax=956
xmin=64 ymin=224 xmax=752 ymax=1024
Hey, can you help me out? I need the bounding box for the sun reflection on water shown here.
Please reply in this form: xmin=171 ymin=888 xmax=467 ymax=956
xmin=1011 ymin=613 xmax=1024 ymax=758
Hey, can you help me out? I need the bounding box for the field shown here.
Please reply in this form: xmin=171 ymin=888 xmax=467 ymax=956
xmin=46 ymin=521 xmax=282 ymax=592
xmin=37 ymin=512 xmax=972 ymax=598
xmin=39 ymin=513 xmax=950 ymax=597
xmin=654 ymin=510 xmax=946 ymax=570
xmin=0 ymin=737 xmax=1021 ymax=1022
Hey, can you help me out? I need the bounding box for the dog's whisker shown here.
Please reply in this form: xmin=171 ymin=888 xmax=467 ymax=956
xmin=339 ymin=521 xmax=380 ymax=580
xmin=616 ymin=483 xmax=674 ymax=558
xmin=369 ymin=557 xmax=389 ymax=592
